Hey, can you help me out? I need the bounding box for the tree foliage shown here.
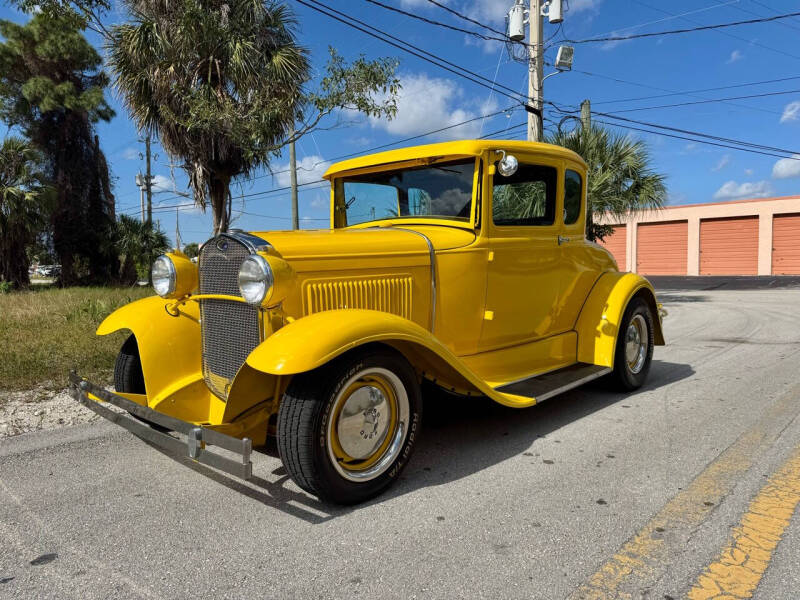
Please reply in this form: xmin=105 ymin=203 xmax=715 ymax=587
xmin=182 ymin=242 xmax=199 ymax=258
xmin=0 ymin=14 xmax=117 ymax=285
xmin=115 ymin=214 xmax=170 ymax=283
xmin=548 ymin=125 xmax=667 ymax=242
xmin=0 ymin=137 xmax=51 ymax=288
xmin=108 ymin=0 xmax=399 ymax=234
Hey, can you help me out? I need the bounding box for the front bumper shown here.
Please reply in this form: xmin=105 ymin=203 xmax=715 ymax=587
xmin=68 ymin=372 xmax=252 ymax=480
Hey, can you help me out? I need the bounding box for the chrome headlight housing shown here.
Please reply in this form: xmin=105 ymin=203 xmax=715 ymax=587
xmin=238 ymin=254 xmax=274 ymax=305
xmin=151 ymin=255 xmax=177 ymax=298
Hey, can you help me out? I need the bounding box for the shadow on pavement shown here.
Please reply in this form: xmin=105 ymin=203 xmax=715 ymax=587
xmin=142 ymin=359 xmax=694 ymax=520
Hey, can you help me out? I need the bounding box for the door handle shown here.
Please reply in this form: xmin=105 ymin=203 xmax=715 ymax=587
xmin=558 ymin=235 xmax=570 ymax=245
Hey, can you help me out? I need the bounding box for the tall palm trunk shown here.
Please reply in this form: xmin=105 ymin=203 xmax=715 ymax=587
xmin=209 ymin=174 xmax=231 ymax=235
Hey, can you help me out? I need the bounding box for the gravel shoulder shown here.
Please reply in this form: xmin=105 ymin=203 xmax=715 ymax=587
xmin=0 ymin=385 xmax=98 ymax=438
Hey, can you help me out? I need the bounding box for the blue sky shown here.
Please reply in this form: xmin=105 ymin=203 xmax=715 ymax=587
xmin=2 ymin=0 xmax=800 ymax=245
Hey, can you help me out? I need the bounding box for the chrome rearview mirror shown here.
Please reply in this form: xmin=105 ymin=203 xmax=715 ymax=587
xmin=497 ymin=150 xmax=518 ymax=177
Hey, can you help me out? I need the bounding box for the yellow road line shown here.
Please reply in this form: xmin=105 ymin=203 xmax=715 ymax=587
xmin=686 ymin=445 xmax=800 ymax=600
xmin=569 ymin=383 xmax=800 ymax=600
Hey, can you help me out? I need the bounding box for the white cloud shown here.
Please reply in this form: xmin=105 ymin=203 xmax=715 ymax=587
xmin=744 ymin=168 xmax=754 ymax=176
xmin=772 ymin=154 xmax=800 ymax=179
xmin=713 ymin=180 xmax=773 ymax=200
xmin=683 ymin=143 xmax=698 ymax=153
xmin=122 ymin=147 xmax=139 ymax=160
xmin=711 ymin=154 xmax=730 ymax=172
xmin=568 ymin=0 xmax=601 ymax=13
xmin=369 ymin=73 xmax=498 ymax=140
xmin=274 ymin=155 xmax=330 ymax=187
xmin=726 ymin=50 xmax=743 ymax=64
xmin=150 ymin=175 xmax=173 ymax=193
xmin=780 ymin=101 xmax=800 ymax=123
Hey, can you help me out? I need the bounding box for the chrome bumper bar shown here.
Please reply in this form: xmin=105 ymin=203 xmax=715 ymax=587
xmin=68 ymin=371 xmax=252 ymax=480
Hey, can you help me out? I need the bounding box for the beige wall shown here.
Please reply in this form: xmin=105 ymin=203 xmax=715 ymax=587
xmin=599 ymin=196 xmax=800 ymax=275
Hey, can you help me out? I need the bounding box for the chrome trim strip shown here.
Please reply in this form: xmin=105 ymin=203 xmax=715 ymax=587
xmin=388 ymin=227 xmax=436 ymax=333
xmin=225 ymin=230 xmax=271 ymax=253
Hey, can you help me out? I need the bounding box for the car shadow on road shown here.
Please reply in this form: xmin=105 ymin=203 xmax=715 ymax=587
xmin=371 ymin=358 xmax=695 ymax=504
xmin=142 ymin=359 xmax=693 ymax=521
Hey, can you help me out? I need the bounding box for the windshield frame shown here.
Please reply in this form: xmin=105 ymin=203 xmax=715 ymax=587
xmin=331 ymin=156 xmax=481 ymax=230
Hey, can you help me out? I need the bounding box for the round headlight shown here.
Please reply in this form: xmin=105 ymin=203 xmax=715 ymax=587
xmin=238 ymin=254 xmax=274 ymax=305
xmin=151 ymin=255 xmax=176 ymax=298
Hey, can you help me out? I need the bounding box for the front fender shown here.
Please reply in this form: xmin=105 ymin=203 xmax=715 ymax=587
xmin=575 ymin=271 xmax=665 ymax=368
xmin=245 ymin=310 xmax=536 ymax=407
xmin=96 ymin=296 xmax=209 ymax=416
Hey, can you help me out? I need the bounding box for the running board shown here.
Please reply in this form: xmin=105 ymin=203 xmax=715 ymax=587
xmin=494 ymin=363 xmax=611 ymax=401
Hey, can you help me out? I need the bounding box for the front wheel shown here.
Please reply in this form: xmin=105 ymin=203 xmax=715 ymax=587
xmin=610 ymin=297 xmax=655 ymax=391
xmin=277 ymin=347 xmax=422 ymax=504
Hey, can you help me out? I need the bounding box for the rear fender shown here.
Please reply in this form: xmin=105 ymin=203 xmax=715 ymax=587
xmin=575 ymin=271 xmax=665 ymax=368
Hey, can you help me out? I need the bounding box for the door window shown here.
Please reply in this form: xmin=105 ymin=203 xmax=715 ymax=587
xmin=492 ymin=163 xmax=557 ymax=226
xmin=564 ymin=169 xmax=582 ymax=225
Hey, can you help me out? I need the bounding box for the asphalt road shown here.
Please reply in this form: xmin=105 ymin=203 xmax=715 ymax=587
xmin=3 ymin=287 xmax=800 ymax=599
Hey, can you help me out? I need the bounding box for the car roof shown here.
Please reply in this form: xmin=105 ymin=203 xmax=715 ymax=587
xmin=323 ymin=139 xmax=586 ymax=179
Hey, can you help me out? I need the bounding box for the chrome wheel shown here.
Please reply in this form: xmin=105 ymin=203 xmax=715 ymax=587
xmin=327 ymin=367 xmax=410 ymax=482
xmin=625 ymin=314 xmax=648 ymax=374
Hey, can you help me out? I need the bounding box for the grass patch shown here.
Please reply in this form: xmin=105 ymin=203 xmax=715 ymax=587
xmin=0 ymin=286 xmax=152 ymax=391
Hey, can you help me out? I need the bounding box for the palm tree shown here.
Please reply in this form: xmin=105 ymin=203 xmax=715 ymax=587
xmin=0 ymin=137 xmax=50 ymax=288
xmin=548 ymin=125 xmax=667 ymax=242
xmin=115 ymin=214 xmax=170 ymax=284
xmin=108 ymin=0 xmax=398 ymax=236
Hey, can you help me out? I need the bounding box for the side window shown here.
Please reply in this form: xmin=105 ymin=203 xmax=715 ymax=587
xmin=564 ymin=169 xmax=582 ymax=225
xmin=492 ymin=163 xmax=557 ymax=226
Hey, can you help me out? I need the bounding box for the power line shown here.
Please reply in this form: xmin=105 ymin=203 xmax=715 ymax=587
xmin=424 ymin=0 xmax=510 ymax=39
xmin=592 ymin=75 xmax=800 ymax=105
xmin=295 ymin=0 xmax=527 ymax=103
xmin=137 ymin=105 xmax=518 ymax=206
xmin=567 ymin=67 xmax=782 ymax=116
xmin=591 ymin=117 xmax=800 ymax=161
xmin=548 ymin=103 xmax=800 ymax=158
xmin=361 ymin=0 xmax=522 ymax=47
xmin=610 ymin=88 xmax=800 ymax=114
xmin=632 ymin=0 xmax=800 ymax=62
xmin=564 ymin=10 xmax=800 ymax=44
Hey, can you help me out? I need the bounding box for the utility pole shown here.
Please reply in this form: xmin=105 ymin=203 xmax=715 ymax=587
xmin=289 ymin=135 xmax=299 ymax=231
xmin=580 ymin=99 xmax=591 ymax=131
xmin=135 ymin=173 xmax=145 ymax=221
xmin=145 ymin=134 xmax=153 ymax=226
xmin=527 ymin=0 xmax=544 ymax=142
xmin=175 ymin=208 xmax=182 ymax=251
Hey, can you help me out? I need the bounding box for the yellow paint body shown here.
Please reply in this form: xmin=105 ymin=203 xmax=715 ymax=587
xmin=95 ymin=139 xmax=664 ymax=439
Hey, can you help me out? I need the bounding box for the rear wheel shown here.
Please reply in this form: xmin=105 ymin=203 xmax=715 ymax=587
xmin=277 ymin=347 xmax=422 ymax=504
xmin=610 ymin=297 xmax=654 ymax=391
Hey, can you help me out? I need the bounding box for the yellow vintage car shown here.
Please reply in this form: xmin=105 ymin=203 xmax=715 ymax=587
xmin=70 ymin=140 xmax=664 ymax=504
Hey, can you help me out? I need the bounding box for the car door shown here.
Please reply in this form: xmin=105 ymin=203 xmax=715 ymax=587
xmin=552 ymin=165 xmax=604 ymax=333
xmin=478 ymin=156 xmax=564 ymax=351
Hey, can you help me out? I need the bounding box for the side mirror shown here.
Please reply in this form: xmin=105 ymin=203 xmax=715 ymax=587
xmin=497 ymin=150 xmax=519 ymax=177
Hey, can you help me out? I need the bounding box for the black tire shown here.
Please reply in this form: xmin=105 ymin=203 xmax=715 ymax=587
xmin=610 ymin=297 xmax=655 ymax=391
xmin=277 ymin=346 xmax=422 ymax=505
xmin=114 ymin=334 xmax=146 ymax=394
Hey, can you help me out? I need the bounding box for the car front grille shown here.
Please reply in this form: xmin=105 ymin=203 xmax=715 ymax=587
xmin=198 ymin=235 xmax=261 ymax=400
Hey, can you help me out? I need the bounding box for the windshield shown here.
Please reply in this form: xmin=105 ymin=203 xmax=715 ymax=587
xmin=337 ymin=159 xmax=475 ymax=227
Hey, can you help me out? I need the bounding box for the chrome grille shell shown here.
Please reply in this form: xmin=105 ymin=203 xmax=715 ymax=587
xmin=198 ymin=234 xmax=263 ymax=400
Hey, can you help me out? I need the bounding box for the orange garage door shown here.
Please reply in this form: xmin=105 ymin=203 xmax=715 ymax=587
xmin=700 ymin=216 xmax=759 ymax=275
xmin=637 ymin=221 xmax=688 ymax=275
xmin=773 ymin=213 xmax=800 ymax=274
xmin=599 ymin=225 xmax=627 ymax=270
